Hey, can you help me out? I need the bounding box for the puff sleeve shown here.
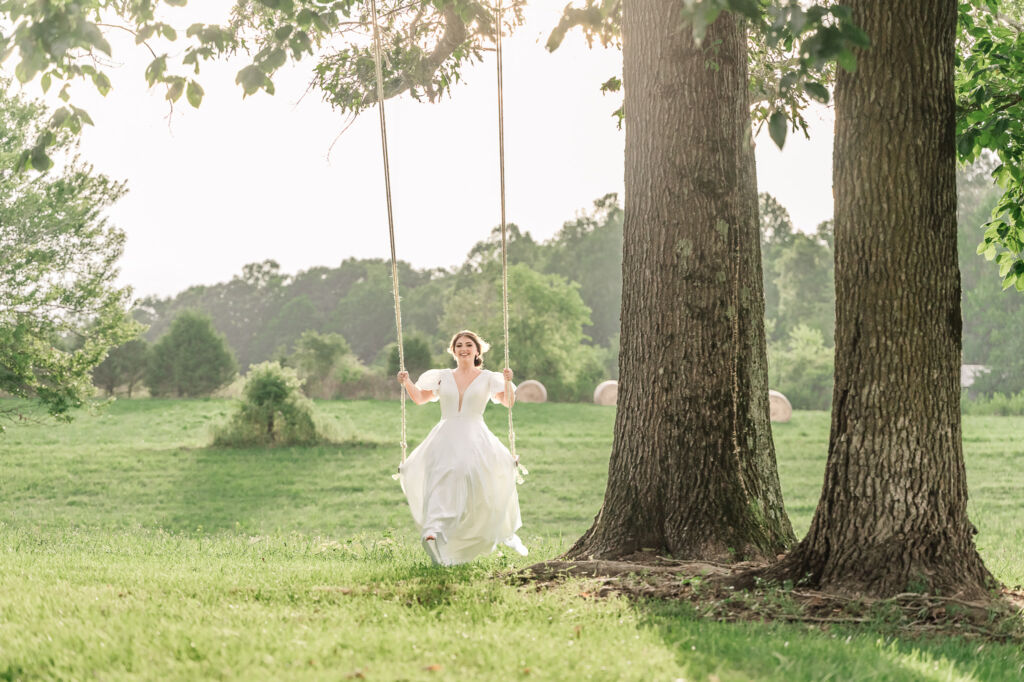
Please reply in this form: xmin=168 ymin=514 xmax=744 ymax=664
xmin=414 ymin=369 xmax=443 ymax=402
xmin=488 ymin=370 xmax=517 ymax=404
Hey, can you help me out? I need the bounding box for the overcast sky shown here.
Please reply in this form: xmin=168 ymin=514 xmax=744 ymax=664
xmin=5 ymin=2 xmax=835 ymax=299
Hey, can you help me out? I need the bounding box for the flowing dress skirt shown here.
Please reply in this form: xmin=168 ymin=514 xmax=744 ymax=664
xmin=399 ymin=413 xmax=524 ymax=565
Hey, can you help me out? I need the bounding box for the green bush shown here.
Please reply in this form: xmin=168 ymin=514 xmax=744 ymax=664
xmin=962 ymin=391 xmax=1024 ymax=416
xmin=213 ymin=363 xmax=323 ymax=447
xmin=768 ymin=324 xmax=834 ymax=410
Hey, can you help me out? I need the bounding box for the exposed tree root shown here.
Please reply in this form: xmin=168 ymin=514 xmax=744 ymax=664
xmin=516 ymin=559 xmax=1024 ymax=643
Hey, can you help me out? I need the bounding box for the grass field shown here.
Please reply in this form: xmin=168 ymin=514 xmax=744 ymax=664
xmin=1 ymin=398 xmax=1022 ymax=680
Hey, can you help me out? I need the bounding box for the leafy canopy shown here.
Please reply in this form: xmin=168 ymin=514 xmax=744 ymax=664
xmin=546 ymin=0 xmax=869 ymax=145
xmin=0 ymin=81 xmax=138 ymax=422
xmin=0 ymin=0 xmax=516 ymax=167
xmin=957 ymin=0 xmax=1024 ymax=291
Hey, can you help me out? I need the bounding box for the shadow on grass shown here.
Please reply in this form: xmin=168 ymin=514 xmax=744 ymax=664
xmin=636 ymin=599 xmax=1024 ymax=681
xmin=158 ymin=441 xmax=399 ymax=534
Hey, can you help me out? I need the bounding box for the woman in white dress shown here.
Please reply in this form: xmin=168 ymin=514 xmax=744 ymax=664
xmin=396 ymin=330 xmax=527 ymax=565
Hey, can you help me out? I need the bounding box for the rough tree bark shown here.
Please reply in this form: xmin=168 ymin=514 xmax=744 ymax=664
xmin=763 ymin=0 xmax=993 ymax=598
xmin=565 ymin=4 xmax=794 ymax=562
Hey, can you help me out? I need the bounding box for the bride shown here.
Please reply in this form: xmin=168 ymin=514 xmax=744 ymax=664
xmin=396 ymin=330 xmax=527 ymax=565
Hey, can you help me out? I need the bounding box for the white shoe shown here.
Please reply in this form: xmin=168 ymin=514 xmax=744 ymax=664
xmin=503 ymin=534 xmax=528 ymax=557
xmin=421 ymin=536 xmax=445 ymax=565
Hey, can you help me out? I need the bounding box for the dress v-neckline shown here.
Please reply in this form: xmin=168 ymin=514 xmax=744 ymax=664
xmin=451 ymin=368 xmax=484 ymax=413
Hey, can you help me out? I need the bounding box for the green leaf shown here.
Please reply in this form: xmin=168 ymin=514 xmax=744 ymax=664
xmin=70 ymin=106 xmax=94 ymax=126
xmin=803 ymin=81 xmax=829 ymax=103
xmin=236 ymin=65 xmax=267 ymax=96
xmin=166 ymin=79 xmax=185 ymax=102
xmin=836 ymin=48 xmax=857 ymax=73
xmin=726 ymin=0 xmax=761 ymax=21
xmin=82 ymin=23 xmax=113 ymax=56
xmin=262 ymin=48 xmax=287 ymax=72
xmin=768 ymin=110 xmax=787 ymax=149
xmin=186 ymin=81 xmax=204 ymax=108
xmin=93 ymin=72 xmax=112 ymax=96
xmin=274 ymin=25 xmax=294 ymax=41
xmin=136 ymin=24 xmax=157 ymax=43
xmin=600 ymin=76 xmax=622 ymax=93
xmin=297 ymin=8 xmax=316 ymax=29
xmin=30 ymin=144 xmax=53 ymax=171
xmin=50 ymin=107 xmax=70 ymax=129
xmin=957 ymin=132 xmax=976 ymax=159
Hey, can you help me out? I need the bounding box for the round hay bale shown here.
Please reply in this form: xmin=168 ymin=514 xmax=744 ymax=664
xmin=769 ymin=390 xmax=792 ymax=423
xmin=593 ymin=380 xmax=618 ymax=406
xmin=515 ymin=379 xmax=547 ymax=403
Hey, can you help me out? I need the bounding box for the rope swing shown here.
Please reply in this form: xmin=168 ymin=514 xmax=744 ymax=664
xmin=494 ymin=1 xmax=518 ymax=466
xmin=369 ymin=0 xmax=520 ymax=474
xmin=367 ymin=0 xmax=408 ymax=465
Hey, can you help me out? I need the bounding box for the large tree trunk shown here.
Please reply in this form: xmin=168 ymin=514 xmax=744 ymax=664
xmin=566 ymin=4 xmax=794 ymax=562
xmin=766 ymin=0 xmax=992 ymax=598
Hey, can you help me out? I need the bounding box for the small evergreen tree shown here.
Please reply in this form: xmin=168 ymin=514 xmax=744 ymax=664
xmin=213 ymin=362 xmax=322 ymax=447
xmin=146 ymin=311 xmax=236 ymax=397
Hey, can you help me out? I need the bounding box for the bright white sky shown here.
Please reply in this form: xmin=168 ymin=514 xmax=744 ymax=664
xmin=5 ymin=1 xmax=835 ymax=299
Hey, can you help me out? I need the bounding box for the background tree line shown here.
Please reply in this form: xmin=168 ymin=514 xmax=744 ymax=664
xmin=99 ymin=168 xmax=1024 ymax=407
xmin=111 ymin=194 xmax=625 ymax=402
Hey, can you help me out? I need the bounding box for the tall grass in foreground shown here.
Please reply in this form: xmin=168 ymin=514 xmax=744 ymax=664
xmin=0 ymin=399 xmax=1022 ymax=680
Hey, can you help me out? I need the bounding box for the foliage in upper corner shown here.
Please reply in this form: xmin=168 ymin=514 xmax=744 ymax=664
xmin=545 ymin=0 xmax=869 ymax=148
xmin=0 ymin=0 xmax=525 ymax=164
xmin=304 ymin=0 xmax=523 ymax=117
xmin=957 ymin=0 xmax=1024 ymax=292
xmin=0 ymin=0 xmax=365 ymax=167
xmin=0 ymin=82 xmax=140 ymax=425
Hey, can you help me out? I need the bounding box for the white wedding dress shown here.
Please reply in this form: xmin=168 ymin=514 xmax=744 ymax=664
xmin=398 ymin=368 xmax=527 ymax=565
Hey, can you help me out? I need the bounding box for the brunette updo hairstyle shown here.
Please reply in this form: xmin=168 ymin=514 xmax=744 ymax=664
xmin=448 ymin=330 xmax=489 ymax=367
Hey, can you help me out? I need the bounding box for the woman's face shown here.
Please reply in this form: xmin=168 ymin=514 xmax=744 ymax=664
xmin=452 ymin=335 xmax=479 ymax=362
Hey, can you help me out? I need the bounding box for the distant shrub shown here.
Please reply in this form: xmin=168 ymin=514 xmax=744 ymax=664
xmin=962 ymin=391 xmax=1024 ymax=416
xmin=567 ymin=345 xmax=609 ymax=402
xmin=969 ymin=367 xmax=1024 ymax=398
xmin=147 ymin=311 xmax=236 ymax=397
xmin=386 ymin=335 xmax=434 ymax=380
xmin=291 ymin=331 xmax=355 ymax=399
xmin=213 ymin=363 xmax=324 ymax=447
xmin=768 ymin=324 xmax=834 ymax=410
xmin=332 ymin=366 xmax=395 ymax=400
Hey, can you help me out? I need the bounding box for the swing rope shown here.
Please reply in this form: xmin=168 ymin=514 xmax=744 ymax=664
xmin=494 ymin=1 xmax=518 ymax=465
xmin=371 ymin=0 xmax=519 ymax=475
xmin=368 ymin=0 xmax=407 ymax=464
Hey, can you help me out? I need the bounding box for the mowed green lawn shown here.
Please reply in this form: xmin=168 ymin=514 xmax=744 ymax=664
xmin=1 ymin=399 xmax=1022 ymax=680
